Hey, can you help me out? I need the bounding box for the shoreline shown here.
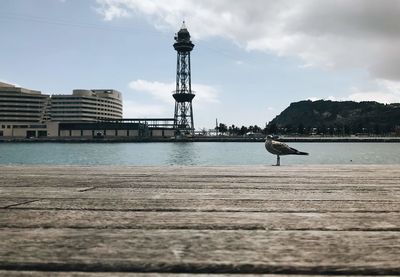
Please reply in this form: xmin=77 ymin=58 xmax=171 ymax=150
xmin=2 ymin=136 xmax=400 ymax=143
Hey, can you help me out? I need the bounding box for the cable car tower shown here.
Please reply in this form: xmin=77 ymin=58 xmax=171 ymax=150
xmin=172 ymin=21 xmax=195 ymax=136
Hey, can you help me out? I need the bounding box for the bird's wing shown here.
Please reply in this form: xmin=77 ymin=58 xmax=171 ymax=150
xmin=271 ymin=141 xmax=297 ymax=155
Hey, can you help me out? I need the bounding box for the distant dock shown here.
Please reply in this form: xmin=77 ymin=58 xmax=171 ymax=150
xmin=2 ymin=136 xmax=400 ymax=143
xmin=1 ymin=165 xmax=400 ymax=275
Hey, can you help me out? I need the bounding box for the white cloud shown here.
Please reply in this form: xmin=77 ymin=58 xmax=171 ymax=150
xmin=96 ymin=0 xmax=400 ymax=93
xmin=123 ymin=100 xmax=169 ymax=118
xmin=308 ymin=80 xmax=400 ymax=104
xmin=126 ymin=79 xmax=219 ymax=128
xmin=347 ymin=91 xmax=399 ymax=104
xmin=128 ymin=79 xmax=219 ymax=105
xmin=96 ymin=0 xmax=130 ymax=21
xmin=348 ymin=80 xmax=400 ymax=103
xmin=129 ymin=79 xmax=173 ymax=104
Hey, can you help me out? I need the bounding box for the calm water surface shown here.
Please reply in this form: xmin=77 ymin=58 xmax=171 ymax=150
xmin=0 ymin=142 xmax=400 ymax=165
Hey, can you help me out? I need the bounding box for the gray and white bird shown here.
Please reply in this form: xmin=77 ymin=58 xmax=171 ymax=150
xmin=265 ymin=135 xmax=309 ymax=166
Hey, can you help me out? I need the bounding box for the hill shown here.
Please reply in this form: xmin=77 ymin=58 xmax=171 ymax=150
xmin=267 ymin=100 xmax=400 ymax=135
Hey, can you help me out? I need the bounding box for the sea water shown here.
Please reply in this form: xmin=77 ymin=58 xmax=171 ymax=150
xmin=1 ymin=142 xmax=400 ymax=165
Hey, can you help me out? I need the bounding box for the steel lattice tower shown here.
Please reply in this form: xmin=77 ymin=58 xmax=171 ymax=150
xmin=172 ymin=22 xmax=195 ymax=136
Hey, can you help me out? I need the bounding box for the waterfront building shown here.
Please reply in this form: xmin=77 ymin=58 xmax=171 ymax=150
xmin=1 ymin=82 xmax=124 ymax=138
xmin=0 ymin=82 xmax=173 ymax=139
xmin=0 ymin=83 xmax=123 ymax=123
xmin=51 ymin=89 xmax=123 ymax=122
xmin=0 ymin=82 xmax=50 ymax=123
xmin=58 ymin=122 xmax=147 ymax=138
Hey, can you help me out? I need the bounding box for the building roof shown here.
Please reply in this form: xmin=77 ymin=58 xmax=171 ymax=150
xmin=0 ymin=82 xmax=16 ymax=88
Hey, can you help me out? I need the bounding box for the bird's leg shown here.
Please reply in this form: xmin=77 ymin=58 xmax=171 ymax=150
xmin=276 ymin=155 xmax=280 ymax=166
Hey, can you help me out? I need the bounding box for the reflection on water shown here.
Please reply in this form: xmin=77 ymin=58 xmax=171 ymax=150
xmin=1 ymin=142 xmax=400 ymax=165
xmin=167 ymin=142 xmax=198 ymax=165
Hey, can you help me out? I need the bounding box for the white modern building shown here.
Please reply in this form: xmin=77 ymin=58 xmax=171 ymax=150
xmin=0 ymin=81 xmax=50 ymax=123
xmin=0 ymin=82 xmax=124 ymax=138
xmin=0 ymin=82 xmax=174 ymax=139
xmin=50 ymin=89 xmax=123 ymax=122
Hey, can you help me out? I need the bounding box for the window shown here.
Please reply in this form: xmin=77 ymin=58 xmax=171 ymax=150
xmin=38 ymin=131 xmax=47 ymax=137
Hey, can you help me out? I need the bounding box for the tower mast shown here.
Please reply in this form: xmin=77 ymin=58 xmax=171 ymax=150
xmin=172 ymin=21 xmax=195 ymax=136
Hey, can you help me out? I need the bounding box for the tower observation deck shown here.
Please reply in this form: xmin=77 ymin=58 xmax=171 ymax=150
xmin=172 ymin=22 xmax=195 ymax=136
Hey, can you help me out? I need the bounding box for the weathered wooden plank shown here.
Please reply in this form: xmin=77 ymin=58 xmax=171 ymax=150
xmin=0 ymin=167 xmax=387 ymax=176
xmin=1 ymin=165 xmax=400 ymax=178
xmin=1 ymin=229 xmax=399 ymax=274
xmin=1 ymin=186 xmax=399 ymax=200
xmin=7 ymin=198 xmax=400 ymax=212
xmin=1 ymin=165 xmax=400 ymax=190
xmin=1 ymin=165 xmax=400 ymax=275
xmin=2 ymin=178 xmax=400 ymax=188
xmin=1 ymin=210 xmax=399 ymax=231
xmin=0 ymin=199 xmax=38 ymax=209
xmin=2 ymin=272 xmax=395 ymax=277
xmin=0 ymin=200 xmax=23 ymax=209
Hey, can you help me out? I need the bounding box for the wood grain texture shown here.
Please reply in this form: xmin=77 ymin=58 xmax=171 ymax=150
xmin=1 ymin=210 xmax=400 ymax=231
xmin=1 ymin=165 xmax=400 ymax=275
xmin=2 ymin=273 xmax=397 ymax=277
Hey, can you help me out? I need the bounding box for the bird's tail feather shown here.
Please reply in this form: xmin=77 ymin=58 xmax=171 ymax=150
xmin=296 ymin=151 xmax=309 ymax=155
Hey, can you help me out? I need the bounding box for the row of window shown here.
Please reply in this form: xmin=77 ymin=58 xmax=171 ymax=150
xmin=0 ymin=109 xmax=43 ymax=113
xmin=52 ymin=102 xmax=122 ymax=109
xmin=1 ymin=124 xmax=47 ymax=129
xmin=53 ymin=97 xmax=122 ymax=106
xmin=52 ymin=105 xmax=122 ymax=111
xmin=0 ymin=94 xmax=48 ymax=100
xmin=1 ymin=106 xmax=121 ymax=115
xmin=0 ymin=119 xmax=41 ymax=122
xmin=0 ymin=100 xmax=122 ymax=108
xmin=0 ymin=115 xmax=41 ymax=118
xmin=1 ymin=96 xmax=122 ymax=107
xmin=51 ymin=108 xmax=122 ymax=113
xmin=0 ymin=99 xmax=47 ymax=104
xmin=52 ymin=114 xmax=119 ymax=120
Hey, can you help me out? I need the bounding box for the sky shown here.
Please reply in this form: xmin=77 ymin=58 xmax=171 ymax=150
xmin=1 ymin=0 xmax=400 ymax=130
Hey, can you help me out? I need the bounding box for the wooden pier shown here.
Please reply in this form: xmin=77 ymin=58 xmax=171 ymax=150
xmin=1 ymin=165 xmax=400 ymax=276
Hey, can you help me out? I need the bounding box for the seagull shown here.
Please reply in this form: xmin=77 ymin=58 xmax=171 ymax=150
xmin=265 ymin=135 xmax=309 ymax=166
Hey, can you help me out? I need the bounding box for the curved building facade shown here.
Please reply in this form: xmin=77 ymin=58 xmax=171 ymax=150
xmin=0 ymin=82 xmax=50 ymax=122
xmin=50 ymin=89 xmax=123 ymax=122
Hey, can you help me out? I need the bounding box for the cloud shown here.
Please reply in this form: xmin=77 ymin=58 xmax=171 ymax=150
xmin=96 ymin=0 xmax=130 ymax=21
xmin=129 ymin=79 xmax=219 ymax=105
xmin=123 ymin=100 xmax=169 ymax=118
xmin=308 ymin=80 xmax=400 ymax=104
xmin=129 ymin=79 xmax=173 ymax=103
xmin=348 ymin=80 xmax=400 ymax=103
xmin=126 ymin=79 xmax=219 ymax=127
xmin=96 ymin=0 xmax=400 ymax=96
